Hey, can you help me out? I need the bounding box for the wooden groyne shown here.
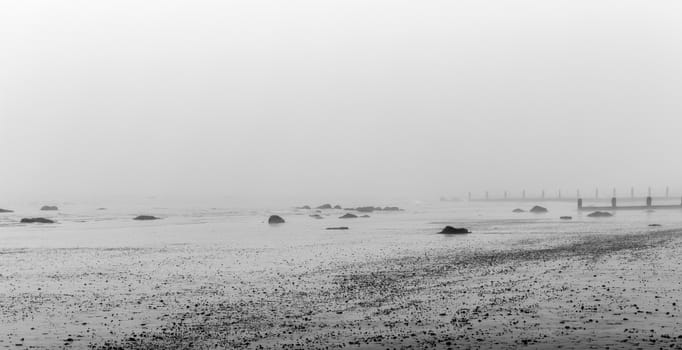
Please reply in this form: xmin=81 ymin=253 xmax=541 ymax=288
xmin=577 ymin=197 xmax=682 ymax=211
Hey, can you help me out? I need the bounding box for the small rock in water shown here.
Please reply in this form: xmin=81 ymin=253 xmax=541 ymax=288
xmin=133 ymin=215 xmax=160 ymax=221
xmin=20 ymin=218 xmax=55 ymax=224
xmin=438 ymin=226 xmax=470 ymax=234
xmin=355 ymin=206 xmax=374 ymax=213
xmin=267 ymin=215 xmax=285 ymax=224
xmin=560 ymin=216 xmax=573 ymax=220
xmin=333 ymin=205 xmax=342 ymax=209
xmin=309 ymin=214 xmax=323 ymax=219
xmin=297 ymin=205 xmax=311 ymax=210
xmin=326 ymin=227 xmax=349 ymax=230
xmin=360 ymin=215 xmax=370 ymax=218
xmin=512 ymin=208 xmax=525 ymax=213
xmin=0 ymin=208 xmax=13 ymax=213
xmin=40 ymin=205 xmax=58 ymax=211
xmin=587 ymin=211 xmax=613 ymax=218
xmin=383 ymin=206 xmax=401 ymax=211
xmin=339 ymin=213 xmax=358 ymax=219
xmin=316 ymin=204 xmax=333 ymax=209
xmin=649 ymin=224 xmax=662 ymax=227
xmin=529 ymin=206 xmax=548 ymax=213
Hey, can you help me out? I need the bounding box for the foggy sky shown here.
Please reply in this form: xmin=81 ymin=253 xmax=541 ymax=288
xmin=2 ymin=0 xmax=682 ymax=202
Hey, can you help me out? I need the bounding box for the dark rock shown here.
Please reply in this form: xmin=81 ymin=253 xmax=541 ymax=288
xmin=512 ymin=208 xmax=525 ymax=213
xmin=298 ymin=205 xmax=311 ymax=210
xmin=356 ymin=206 xmax=374 ymax=213
xmin=326 ymin=227 xmax=349 ymax=230
xmin=267 ymin=215 xmax=285 ymax=224
xmin=97 ymin=208 xmax=107 ymax=210
xmin=529 ymin=206 xmax=548 ymax=213
xmin=20 ymin=218 xmax=55 ymax=224
xmin=40 ymin=205 xmax=58 ymax=211
xmin=560 ymin=216 xmax=572 ymax=220
xmin=316 ymin=204 xmax=332 ymax=209
xmin=0 ymin=208 xmax=13 ymax=213
xmin=339 ymin=213 xmax=358 ymax=219
xmin=438 ymin=226 xmax=470 ymax=234
xmin=383 ymin=206 xmax=401 ymax=211
xmin=309 ymin=214 xmax=323 ymax=219
xmin=648 ymin=224 xmax=662 ymax=227
xmin=333 ymin=205 xmax=342 ymax=209
xmin=133 ymin=215 xmax=160 ymax=221
xmin=587 ymin=211 xmax=613 ymax=218
xmin=360 ymin=215 xmax=370 ymax=218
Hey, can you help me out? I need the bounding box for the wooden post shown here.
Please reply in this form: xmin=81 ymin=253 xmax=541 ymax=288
xmin=611 ymin=197 xmax=617 ymax=208
xmin=542 ymin=190 xmax=545 ymax=199
xmin=485 ymin=191 xmax=489 ymax=200
xmin=595 ymin=188 xmax=599 ymax=199
xmin=504 ymin=191 xmax=507 ymax=199
xmin=646 ymin=196 xmax=652 ymax=207
xmin=578 ymin=198 xmax=583 ymax=209
xmin=631 ymin=187 xmax=634 ymax=199
xmin=522 ymin=190 xmax=526 ymax=199
xmin=667 ymin=186 xmax=670 ymax=199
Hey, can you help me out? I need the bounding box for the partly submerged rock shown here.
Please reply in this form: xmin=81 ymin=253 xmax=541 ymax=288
xmin=339 ymin=213 xmax=358 ymax=219
xmin=40 ymin=205 xmax=58 ymax=211
xmin=529 ymin=206 xmax=548 ymax=213
xmin=133 ymin=215 xmax=160 ymax=221
xmin=309 ymin=214 xmax=323 ymax=219
xmin=21 ymin=217 xmax=55 ymax=224
xmin=383 ymin=206 xmax=401 ymax=211
xmin=316 ymin=204 xmax=333 ymax=210
xmin=333 ymin=205 xmax=342 ymax=209
xmin=0 ymin=208 xmax=13 ymax=213
xmin=267 ymin=215 xmax=285 ymax=224
xmin=512 ymin=208 xmax=525 ymax=213
xmin=587 ymin=211 xmax=613 ymax=218
xmin=356 ymin=206 xmax=374 ymax=213
xmin=360 ymin=215 xmax=370 ymax=218
xmin=438 ymin=226 xmax=470 ymax=234
xmin=560 ymin=216 xmax=573 ymax=220
xmin=326 ymin=227 xmax=349 ymax=230
xmin=298 ymin=205 xmax=311 ymax=210
xmin=649 ymin=224 xmax=662 ymax=227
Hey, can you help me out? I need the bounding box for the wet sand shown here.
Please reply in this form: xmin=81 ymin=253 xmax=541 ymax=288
xmin=2 ymin=226 xmax=682 ymax=349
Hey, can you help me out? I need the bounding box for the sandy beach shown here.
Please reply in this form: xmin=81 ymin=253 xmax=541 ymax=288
xmin=2 ymin=206 xmax=681 ymax=349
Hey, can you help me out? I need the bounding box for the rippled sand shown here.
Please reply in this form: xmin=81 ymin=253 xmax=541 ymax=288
xmin=2 ymin=223 xmax=681 ymax=349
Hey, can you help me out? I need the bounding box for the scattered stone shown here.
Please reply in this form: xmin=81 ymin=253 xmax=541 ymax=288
xmin=316 ymin=204 xmax=333 ymax=209
xmin=20 ymin=218 xmax=55 ymax=224
xmin=0 ymin=208 xmax=13 ymax=213
xmin=309 ymin=214 xmax=323 ymax=219
xmin=383 ymin=206 xmax=401 ymax=211
xmin=133 ymin=215 xmax=160 ymax=221
xmin=333 ymin=205 xmax=342 ymax=209
xmin=298 ymin=205 xmax=311 ymax=210
xmin=267 ymin=215 xmax=285 ymax=224
xmin=587 ymin=211 xmax=613 ymax=218
xmin=360 ymin=215 xmax=370 ymax=218
xmin=512 ymin=208 xmax=525 ymax=213
xmin=529 ymin=206 xmax=548 ymax=213
xmin=40 ymin=205 xmax=58 ymax=211
xmin=648 ymin=224 xmax=662 ymax=227
xmin=339 ymin=213 xmax=358 ymax=219
xmin=560 ymin=216 xmax=573 ymax=220
xmin=326 ymin=227 xmax=349 ymax=230
xmin=438 ymin=226 xmax=470 ymax=234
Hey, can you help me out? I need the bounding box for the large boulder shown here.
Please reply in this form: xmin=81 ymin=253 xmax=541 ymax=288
xmin=438 ymin=226 xmax=470 ymax=234
xmin=0 ymin=208 xmax=13 ymax=213
xmin=134 ymin=215 xmax=160 ymax=220
xmin=21 ymin=218 xmax=55 ymax=224
xmin=529 ymin=206 xmax=548 ymax=213
xmin=40 ymin=205 xmax=58 ymax=211
xmin=316 ymin=204 xmax=333 ymax=210
xmin=339 ymin=213 xmax=358 ymax=219
xmin=587 ymin=211 xmax=613 ymax=218
xmin=268 ymin=215 xmax=285 ymax=224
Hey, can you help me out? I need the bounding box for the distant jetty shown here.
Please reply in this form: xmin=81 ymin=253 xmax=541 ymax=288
xmin=577 ymin=197 xmax=682 ymax=211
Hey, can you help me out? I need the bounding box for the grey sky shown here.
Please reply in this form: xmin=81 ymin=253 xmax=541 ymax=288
xmin=2 ymin=1 xmax=681 ymax=201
